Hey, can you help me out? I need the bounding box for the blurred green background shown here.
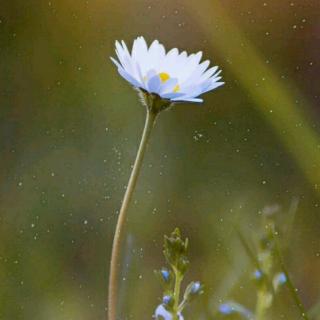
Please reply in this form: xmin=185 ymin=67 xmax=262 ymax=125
xmin=0 ymin=0 xmax=319 ymax=319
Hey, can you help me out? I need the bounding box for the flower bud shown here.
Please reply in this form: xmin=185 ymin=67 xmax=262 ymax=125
xmin=273 ymin=272 xmax=287 ymax=291
xmin=162 ymin=295 xmax=172 ymax=306
xmin=161 ymin=268 xmax=170 ymax=282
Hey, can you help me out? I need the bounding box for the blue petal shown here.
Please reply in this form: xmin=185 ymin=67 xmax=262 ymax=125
xmin=147 ymin=75 xmax=161 ymax=93
xmin=161 ymin=92 xmax=185 ymax=99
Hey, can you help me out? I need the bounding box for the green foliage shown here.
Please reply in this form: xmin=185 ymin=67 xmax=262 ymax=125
xmin=216 ymin=209 xmax=314 ymax=320
xmin=154 ymin=228 xmax=203 ymax=319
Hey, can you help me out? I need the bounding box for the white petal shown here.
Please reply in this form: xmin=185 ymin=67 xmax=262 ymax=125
xmin=131 ymin=37 xmax=148 ymax=73
xmin=181 ymin=60 xmax=210 ymax=87
xmin=194 ymin=51 xmax=203 ymax=64
xmin=148 ymin=40 xmax=165 ymax=71
xmin=115 ymin=41 xmax=132 ymax=73
xmin=117 ymin=67 xmax=141 ymax=87
xmin=211 ymin=70 xmax=222 ymax=81
xmin=121 ymin=40 xmax=131 ymax=57
xmin=167 ymin=48 xmax=179 ymax=57
xmin=200 ymin=66 xmax=219 ymax=81
xmin=172 ymin=97 xmax=203 ymax=103
xmin=110 ymin=56 xmax=122 ymax=69
xmin=204 ymin=81 xmax=225 ymax=92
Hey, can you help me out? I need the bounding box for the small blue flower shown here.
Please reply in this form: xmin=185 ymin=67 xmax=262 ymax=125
xmin=278 ymin=272 xmax=287 ymax=284
xmin=273 ymin=272 xmax=287 ymax=290
xmin=161 ymin=268 xmax=170 ymax=282
xmin=219 ymin=303 xmax=233 ymax=315
xmin=254 ymin=269 xmax=263 ymax=280
xmin=191 ymin=281 xmax=201 ymax=294
xmin=162 ymin=295 xmax=172 ymax=305
xmin=218 ymin=302 xmax=253 ymax=319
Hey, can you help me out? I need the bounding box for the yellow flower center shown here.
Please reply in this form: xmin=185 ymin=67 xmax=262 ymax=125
xmin=173 ymin=85 xmax=180 ymax=93
xmin=158 ymin=72 xmax=180 ymax=93
xmin=159 ymin=72 xmax=170 ymax=83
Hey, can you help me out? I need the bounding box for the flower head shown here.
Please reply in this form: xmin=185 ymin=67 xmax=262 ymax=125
xmin=154 ymin=305 xmax=184 ymax=320
xmin=218 ymin=302 xmax=253 ymax=319
xmin=111 ymin=36 xmax=224 ymax=104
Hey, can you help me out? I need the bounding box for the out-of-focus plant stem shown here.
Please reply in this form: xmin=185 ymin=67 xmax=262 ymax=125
xmin=255 ymin=285 xmax=268 ymax=320
xmin=272 ymin=234 xmax=310 ymax=320
xmin=108 ymin=109 xmax=157 ymax=320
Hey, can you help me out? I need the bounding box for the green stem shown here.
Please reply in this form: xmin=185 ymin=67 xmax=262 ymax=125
xmin=173 ymin=268 xmax=183 ymax=320
xmin=273 ymin=235 xmax=310 ymax=320
xmin=108 ymin=109 xmax=158 ymax=320
xmin=255 ymin=285 xmax=268 ymax=320
xmin=178 ymin=300 xmax=187 ymax=314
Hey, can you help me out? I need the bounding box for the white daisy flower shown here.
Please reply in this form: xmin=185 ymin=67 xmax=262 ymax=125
xmin=111 ymin=36 xmax=224 ymax=104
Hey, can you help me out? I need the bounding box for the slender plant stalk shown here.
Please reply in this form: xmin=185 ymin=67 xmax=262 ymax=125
xmin=272 ymin=234 xmax=310 ymax=320
xmin=255 ymin=285 xmax=268 ymax=320
xmin=108 ymin=109 xmax=158 ymax=320
xmin=173 ymin=268 xmax=183 ymax=320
